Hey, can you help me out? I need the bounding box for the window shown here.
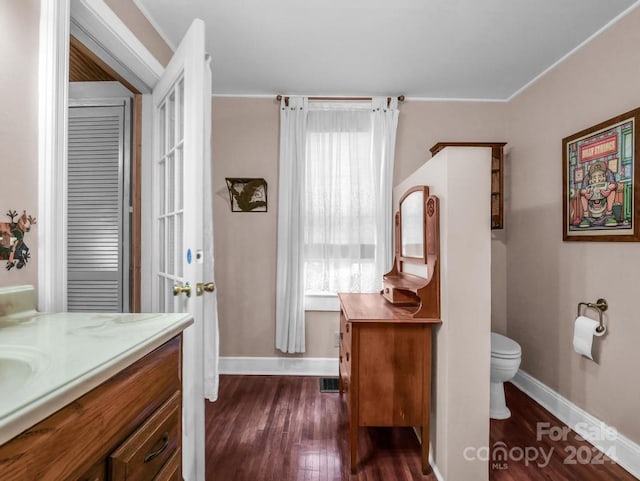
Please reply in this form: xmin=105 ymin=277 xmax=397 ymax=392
xmin=303 ymin=106 xmax=379 ymax=309
xmin=276 ymin=96 xmax=396 ymax=351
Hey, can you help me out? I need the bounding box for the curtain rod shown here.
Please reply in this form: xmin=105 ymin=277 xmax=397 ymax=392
xmin=276 ymin=95 xmax=405 ymax=108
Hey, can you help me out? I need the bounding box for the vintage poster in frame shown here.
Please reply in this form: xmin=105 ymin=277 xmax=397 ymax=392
xmin=563 ymin=108 xmax=640 ymax=242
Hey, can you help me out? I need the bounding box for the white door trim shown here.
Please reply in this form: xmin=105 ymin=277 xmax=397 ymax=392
xmin=38 ymin=0 xmax=70 ymax=312
xmin=70 ymin=0 xmax=163 ymax=92
xmin=140 ymin=94 xmax=155 ymax=312
xmin=39 ymin=0 xmax=163 ymax=311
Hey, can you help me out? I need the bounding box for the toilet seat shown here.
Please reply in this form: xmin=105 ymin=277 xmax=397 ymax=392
xmin=491 ymin=332 xmax=521 ymax=359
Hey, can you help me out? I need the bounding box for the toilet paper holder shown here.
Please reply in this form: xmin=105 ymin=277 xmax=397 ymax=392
xmin=577 ymin=298 xmax=608 ymax=334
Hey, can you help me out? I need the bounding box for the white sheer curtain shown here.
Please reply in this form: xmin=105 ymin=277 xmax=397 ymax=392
xmin=276 ymin=96 xmax=308 ymax=353
xmin=203 ymin=56 xmax=219 ymax=401
xmin=372 ymin=97 xmax=399 ymax=286
xmin=304 ymin=98 xmax=399 ymax=293
xmin=275 ymin=96 xmax=399 ymax=353
xmin=305 ymin=102 xmax=378 ymax=293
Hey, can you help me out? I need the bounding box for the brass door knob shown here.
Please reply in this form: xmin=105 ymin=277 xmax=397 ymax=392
xmin=173 ymin=282 xmax=192 ymax=298
xmin=196 ymin=282 xmax=215 ymax=296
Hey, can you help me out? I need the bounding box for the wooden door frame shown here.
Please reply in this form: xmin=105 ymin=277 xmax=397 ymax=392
xmin=39 ymin=0 xmax=166 ymax=312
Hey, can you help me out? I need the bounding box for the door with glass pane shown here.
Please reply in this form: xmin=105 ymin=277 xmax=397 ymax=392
xmin=151 ymin=19 xmax=207 ymax=481
xmin=155 ymin=76 xmax=189 ymax=312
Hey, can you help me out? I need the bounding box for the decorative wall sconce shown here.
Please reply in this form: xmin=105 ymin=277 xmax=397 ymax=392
xmin=0 ymin=210 xmax=37 ymax=270
xmin=225 ymin=178 xmax=268 ymax=212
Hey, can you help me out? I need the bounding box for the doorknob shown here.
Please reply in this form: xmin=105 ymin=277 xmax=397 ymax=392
xmin=195 ymin=282 xmax=215 ymax=296
xmin=173 ymin=282 xmax=192 ymax=298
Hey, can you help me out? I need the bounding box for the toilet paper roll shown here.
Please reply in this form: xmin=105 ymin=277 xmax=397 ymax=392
xmin=573 ymin=316 xmax=605 ymax=360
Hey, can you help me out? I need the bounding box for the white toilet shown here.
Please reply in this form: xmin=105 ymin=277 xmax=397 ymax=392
xmin=490 ymin=332 xmax=522 ymax=420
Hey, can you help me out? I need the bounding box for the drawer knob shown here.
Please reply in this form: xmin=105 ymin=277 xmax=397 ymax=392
xmin=339 ymin=355 xmax=343 ymax=363
xmin=346 ymin=352 xmax=350 ymax=362
xmin=144 ymin=432 xmax=170 ymax=463
xmin=346 ymin=324 xmax=349 ymax=333
xmin=340 ymin=332 xmax=343 ymax=340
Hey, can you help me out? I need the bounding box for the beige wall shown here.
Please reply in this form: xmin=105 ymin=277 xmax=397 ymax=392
xmin=0 ymin=0 xmax=169 ymax=291
xmin=395 ymin=147 xmax=492 ymax=481
xmin=212 ymin=98 xmax=278 ymax=357
xmin=103 ymin=0 xmax=173 ymax=66
xmin=394 ymin=100 xmax=507 ymax=184
xmin=506 ymin=7 xmax=640 ymax=443
xmin=0 ymin=1 xmax=40 ymax=289
xmin=211 ymin=98 xmax=337 ymax=358
xmin=212 ymin=97 xmax=508 ymax=358
xmin=395 ymin=101 xmax=510 ymax=334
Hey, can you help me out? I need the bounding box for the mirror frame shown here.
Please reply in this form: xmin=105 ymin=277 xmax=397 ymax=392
xmin=398 ymin=185 xmax=428 ymax=264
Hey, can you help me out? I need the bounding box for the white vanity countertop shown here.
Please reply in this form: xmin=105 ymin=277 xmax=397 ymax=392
xmin=0 ymin=311 xmax=193 ymax=445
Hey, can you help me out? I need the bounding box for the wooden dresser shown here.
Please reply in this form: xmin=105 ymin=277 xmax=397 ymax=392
xmin=339 ymin=294 xmax=440 ymax=474
xmin=339 ymin=186 xmax=442 ymax=475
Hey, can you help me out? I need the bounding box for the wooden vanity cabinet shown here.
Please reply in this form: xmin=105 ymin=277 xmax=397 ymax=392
xmin=109 ymin=391 xmax=181 ymax=481
xmin=0 ymin=336 xmax=183 ymax=481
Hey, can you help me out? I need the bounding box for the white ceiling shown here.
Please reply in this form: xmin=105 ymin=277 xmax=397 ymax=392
xmin=135 ymin=0 xmax=637 ymax=100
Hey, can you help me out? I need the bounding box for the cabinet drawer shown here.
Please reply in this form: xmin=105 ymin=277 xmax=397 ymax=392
xmin=110 ymin=392 xmax=181 ymax=481
xmin=154 ymin=449 xmax=182 ymax=481
xmin=381 ymin=284 xmax=419 ymax=305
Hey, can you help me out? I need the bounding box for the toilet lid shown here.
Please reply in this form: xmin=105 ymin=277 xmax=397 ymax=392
xmin=491 ymin=332 xmax=521 ymax=358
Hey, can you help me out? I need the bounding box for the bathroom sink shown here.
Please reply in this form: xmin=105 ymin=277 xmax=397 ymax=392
xmin=0 ymin=347 xmax=48 ymax=392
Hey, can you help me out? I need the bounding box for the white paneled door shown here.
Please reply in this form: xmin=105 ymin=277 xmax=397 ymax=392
xmin=151 ymin=19 xmax=210 ymax=481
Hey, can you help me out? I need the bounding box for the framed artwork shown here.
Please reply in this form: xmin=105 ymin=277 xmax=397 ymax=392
xmin=563 ymin=108 xmax=640 ymax=241
xmin=225 ymin=178 xmax=268 ymax=212
xmin=0 ymin=210 xmax=36 ymax=270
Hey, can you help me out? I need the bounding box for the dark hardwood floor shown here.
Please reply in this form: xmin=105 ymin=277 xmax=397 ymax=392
xmin=205 ymin=376 xmax=636 ymax=481
xmin=490 ymin=382 xmax=635 ymax=481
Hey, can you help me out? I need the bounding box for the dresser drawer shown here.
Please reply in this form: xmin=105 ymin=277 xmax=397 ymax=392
xmin=110 ymin=392 xmax=181 ymax=481
xmin=339 ymin=311 xmax=351 ymax=350
xmin=153 ymin=449 xmax=181 ymax=481
xmin=381 ymin=284 xmax=419 ymax=305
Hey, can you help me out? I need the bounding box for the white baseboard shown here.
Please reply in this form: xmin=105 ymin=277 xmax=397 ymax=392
xmin=219 ymin=356 xmax=339 ymax=376
xmin=512 ymin=370 xmax=640 ymax=479
xmin=429 ymin=454 xmax=445 ymax=481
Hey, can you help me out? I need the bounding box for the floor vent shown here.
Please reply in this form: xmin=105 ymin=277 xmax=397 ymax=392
xmin=319 ymin=377 xmax=339 ymax=393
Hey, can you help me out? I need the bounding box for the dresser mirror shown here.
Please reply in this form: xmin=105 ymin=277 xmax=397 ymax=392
xmin=400 ymin=186 xmax=428 ymax=262
xmin=381 ymin=185 xmax=440 ymax=318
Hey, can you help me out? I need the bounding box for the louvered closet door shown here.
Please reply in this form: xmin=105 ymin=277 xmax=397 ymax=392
xmin=67 ymin=105 xmax=129 ymax=312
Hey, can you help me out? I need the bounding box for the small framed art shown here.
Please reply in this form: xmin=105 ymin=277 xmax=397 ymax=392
xmin=225 ymin=178 xmax=268 ymax=212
